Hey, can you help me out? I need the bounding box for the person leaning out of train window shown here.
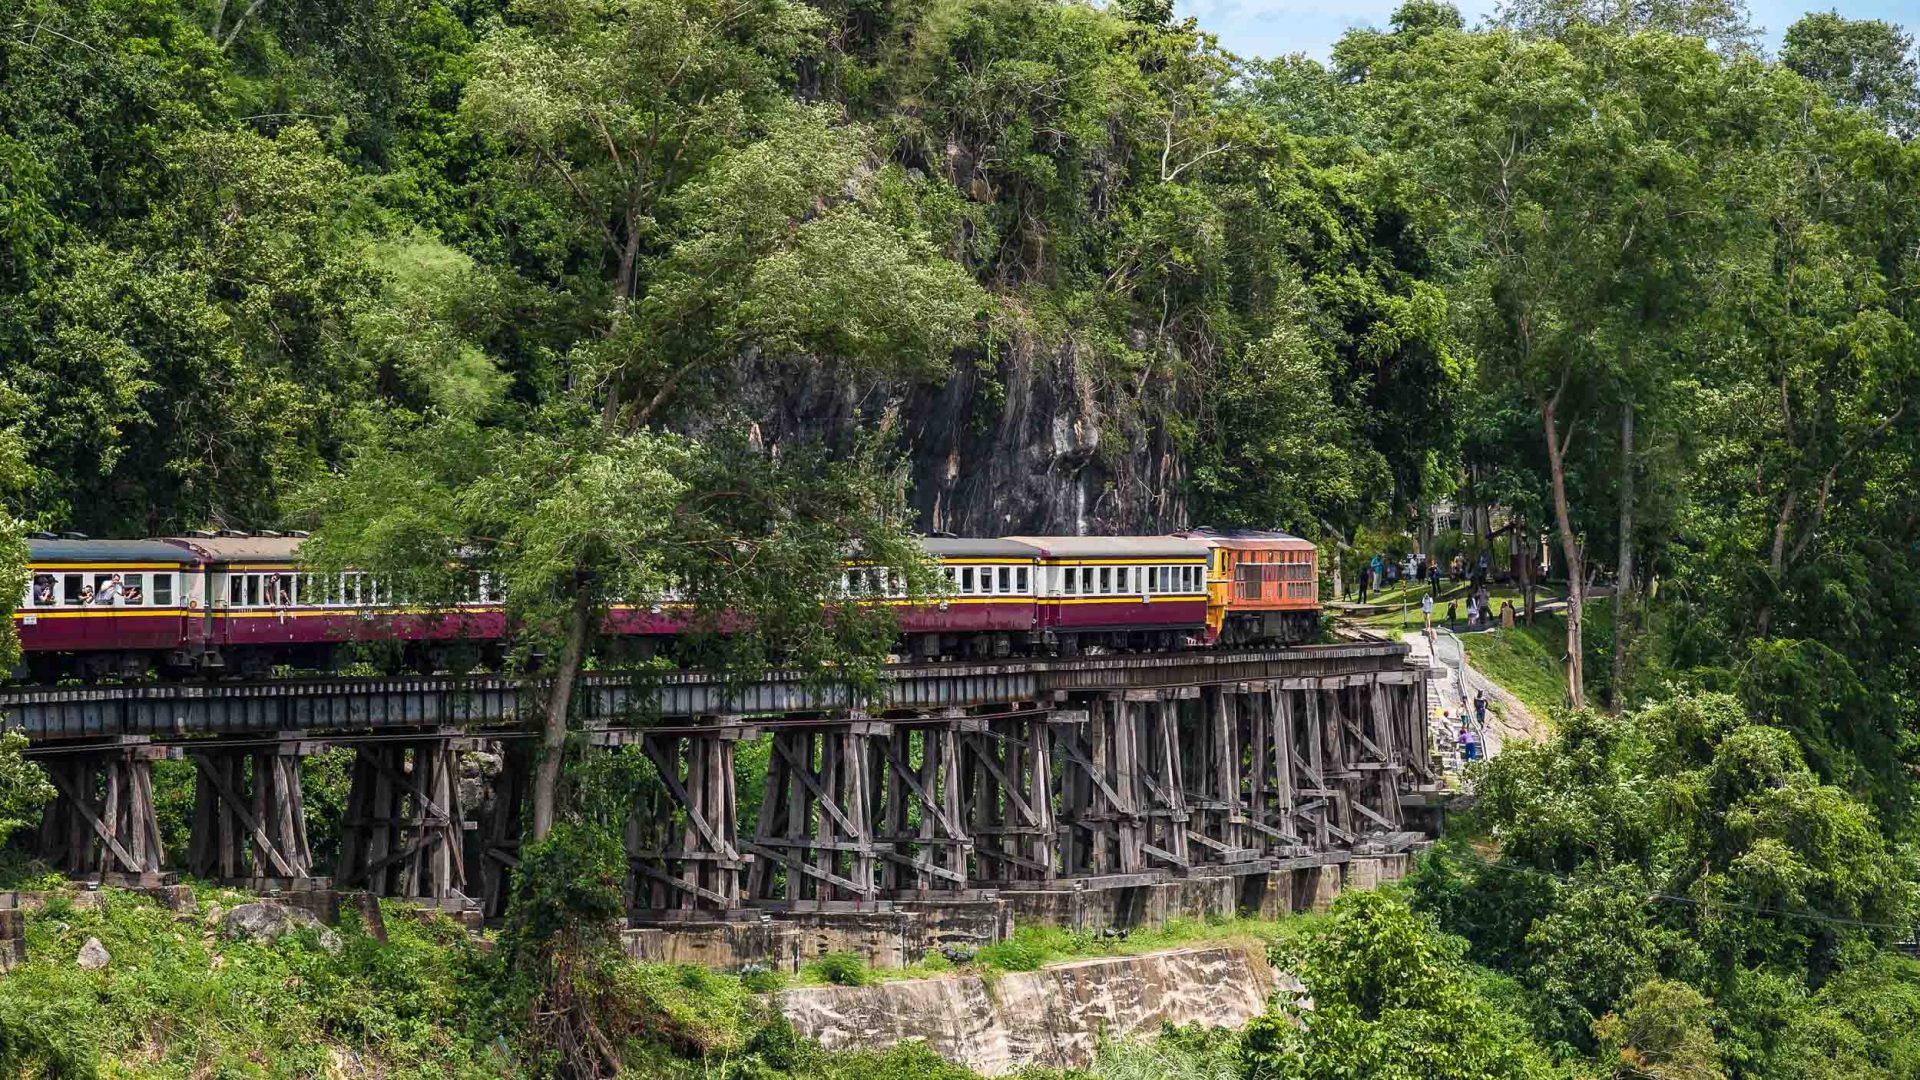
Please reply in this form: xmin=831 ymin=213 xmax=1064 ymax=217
xmin=33 ymin=576 xmax=53 ymax=605
xmin=94 ymin=574 xmax=123 ymax=605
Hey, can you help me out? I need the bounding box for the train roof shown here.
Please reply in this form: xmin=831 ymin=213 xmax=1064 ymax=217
xmin=920 ymin=537 xmax=1043 ymax=558
xmin=1183 ymin=528 xmax=1317 ymax=550
xmin=159 ymin=536 xmax=306 ymax=563
xmin=1000 ymin=535 xmax=1212 ymax=559
xmin=26 ymin=538 xmax=200 ymax=564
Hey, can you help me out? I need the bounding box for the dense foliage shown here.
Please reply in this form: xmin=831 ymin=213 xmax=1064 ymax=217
xmin=3 ymin=0 xmax=1920 ymax=1074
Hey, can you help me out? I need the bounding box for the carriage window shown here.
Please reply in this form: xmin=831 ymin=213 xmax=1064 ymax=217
xmin=153 ymin=573 xmax=172 ymax=606
xmin=1096 ymin=567 xmax=1110 ymax=594
xmin=63 ymin=574 xmax=83 ymax=605
xmin=30 ymin=574 xmax=54 ymax=607
xmin=960 ymin=567 xmax=975 ymax=594
xmin=1062 ymin=567 xmax=1076 ymax=595
xmin=118 ymin=573 xmax=144 ymax=606
xmin=998 ymin=567 xmax=1011 ymax=593
xmin=1016 ymin=567 xmax=1028 ymax=593
xmin=942 ymin=566 xmax=958 ymax=590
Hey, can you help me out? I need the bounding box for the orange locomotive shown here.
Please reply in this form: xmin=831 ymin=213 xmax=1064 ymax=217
xmin=1185 ymin=529 xmax=1321 ymax=647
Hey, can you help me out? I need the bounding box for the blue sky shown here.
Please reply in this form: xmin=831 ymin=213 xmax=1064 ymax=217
xmin=1175 ymin=0 xmax=1920 ymax=62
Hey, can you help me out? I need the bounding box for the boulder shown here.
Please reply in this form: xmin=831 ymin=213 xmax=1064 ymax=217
xmin=76 ymin=937 xmax=110 ymax=970
xmin=219 ymin=901 xmax=341 ymax=952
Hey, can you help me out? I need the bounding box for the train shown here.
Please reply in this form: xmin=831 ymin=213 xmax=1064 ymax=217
xmin=10 ymin=528 xmax=1320 ymax=681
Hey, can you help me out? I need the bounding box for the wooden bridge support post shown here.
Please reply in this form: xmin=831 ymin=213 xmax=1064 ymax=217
xmin=874 ymin=719 xmax=970 ymax=896
xmin=185 ymin=735 xmax=315 ymax=887
xmin=1242 ymin=685 xmax=1304 ymax=856
xmin=962 ymin=712 xmax=1059 ymax=887
xmin=1318 ymin=682 xmax=1357 ymax=847
xmin=1183 ymin=685 xmax=1251 ymax=867
xmin=745 ymin=721 xmax=883 ymax=908
xmin=36 ymin=737 xmax=167 ymax=885
xmin=1280 ymin=683 xmax=1333 ymax=851
xmin=1055 ymin=694 xmax=1149 ymax=878
xmin=336 ymin=732 xmax=467 ymax=902
xmin=1137 ymin=691 xmax=1191 ymax=871
xmin=627 ymin=722 xmax=749 ymax=916
xmin=1349 ymin=677 xmax=1406 ymax=844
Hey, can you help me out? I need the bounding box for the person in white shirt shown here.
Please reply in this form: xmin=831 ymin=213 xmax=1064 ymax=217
xmin=1421 ymin=591 xmax=1434 ymax=633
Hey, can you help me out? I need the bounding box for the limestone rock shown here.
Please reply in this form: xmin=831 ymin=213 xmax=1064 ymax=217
xmin=219 ymin=901 xmax=342 ymax=952
xmin=776 ymin=944 xmax=1290 ymax=1075
xmin=76 ymin=937 xmax=109 ymax=970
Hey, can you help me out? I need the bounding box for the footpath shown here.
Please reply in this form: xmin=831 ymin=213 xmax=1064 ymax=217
xmin=1397 ymin=626 xmax=1544 ymax=780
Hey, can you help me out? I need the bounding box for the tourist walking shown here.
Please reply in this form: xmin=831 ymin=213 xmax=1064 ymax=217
xmin=1421 ymin=592 xmax=1434 ymax=633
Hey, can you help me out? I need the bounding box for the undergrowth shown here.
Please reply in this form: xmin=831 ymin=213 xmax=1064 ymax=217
xmin=0 ymin=884 xmax=1318 ymax=1076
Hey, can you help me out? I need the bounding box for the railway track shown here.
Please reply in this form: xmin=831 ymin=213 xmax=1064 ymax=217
xmin=0 ymin=641 xmax=1416 ymax=741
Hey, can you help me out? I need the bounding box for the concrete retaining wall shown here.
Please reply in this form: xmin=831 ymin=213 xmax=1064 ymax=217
xmin=622 ymin=853 xmax=1416 ymax=975
xmin=775 ymin=943 xmax=1297 ymax=1075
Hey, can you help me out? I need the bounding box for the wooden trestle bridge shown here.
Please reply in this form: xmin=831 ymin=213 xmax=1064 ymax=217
xmin=0 ymin=643 xmax=1435 ymax=920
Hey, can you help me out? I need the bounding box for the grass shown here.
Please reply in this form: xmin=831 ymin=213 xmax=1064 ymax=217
xmin=0 ymin=885 xmax=1322 ymax=1079
xmin=1460 ymin=616 xmax=1569 ymax=721
xmin=1345 ymin=582 xmax=1555 ymax=631
xmin=796 ymin=913 xmax=1327 ymax=987
xmin=0 ymin=885 xmax=502 ymax=1077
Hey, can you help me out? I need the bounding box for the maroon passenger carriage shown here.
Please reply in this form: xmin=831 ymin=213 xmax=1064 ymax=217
xmin=16 ymin=538 xmax=203 ymax=680
xmin=896 ymin=538 xmax=1041 ymax=659
xmin=1005 ymin=535 xmax=1212 ymax=653
xmin=168 ymin=534 xmax=509 ymax=677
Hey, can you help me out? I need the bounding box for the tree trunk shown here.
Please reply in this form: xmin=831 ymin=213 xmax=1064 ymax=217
xmin=1610 ymin=400 xmax=1634 ymax=711
xmin=1520 ymin=528 xmax=1537 ymax=625
xmin=530 ymin=588 xmax=594 ymax=843
xmin=1541 ymin=392 xmax=1585 ymax=707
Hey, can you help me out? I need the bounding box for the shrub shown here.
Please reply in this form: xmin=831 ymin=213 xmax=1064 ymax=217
xmin=804 ymin=951 xmax=872 ymax=987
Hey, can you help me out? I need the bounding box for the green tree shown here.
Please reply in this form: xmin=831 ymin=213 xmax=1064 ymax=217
xmin=1781 ymin=13 xmax=1918 ymax=141
xmin=1592 ymin=979 xmax=1726 ymax=1080
xmin=303 ymin=0 xmax=984 ymax=842
xmin=1243 ymin=889 xmax=1556 ymax=1079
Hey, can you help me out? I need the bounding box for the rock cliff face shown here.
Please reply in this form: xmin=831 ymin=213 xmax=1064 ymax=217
xmin=774 ymin=944 xmax=1292 ymax=1075
xmin=741 ymin=342 xmax=1189 ymax=536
